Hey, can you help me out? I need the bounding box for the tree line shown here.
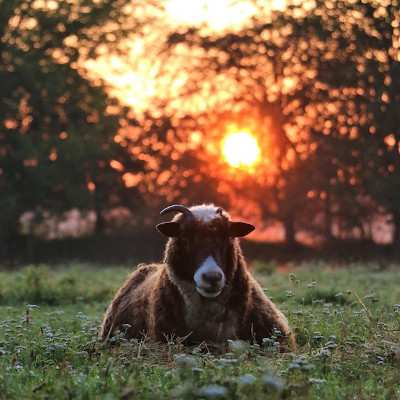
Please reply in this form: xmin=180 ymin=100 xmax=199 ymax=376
xmin=0 ymin=0 xmax=399 ymax=260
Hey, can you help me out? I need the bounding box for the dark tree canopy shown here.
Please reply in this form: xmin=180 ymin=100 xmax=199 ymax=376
xmin=156 ymin=0 xmax=400 ymax=245
xmin=0 ymin=0 xmax=151 ymax=256
xmin=1 ymin=0 xmax=399 ymax=262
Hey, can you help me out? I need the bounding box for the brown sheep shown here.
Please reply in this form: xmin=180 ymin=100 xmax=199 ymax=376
xmin=100 ymin=204 xmax=295 ymax=350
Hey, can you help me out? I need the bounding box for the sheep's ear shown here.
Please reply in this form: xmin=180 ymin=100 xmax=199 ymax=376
xmin=229 ymin=222 xmax=255 ymax=237
xmin=156 ymin=222 xmax=180 ymax=237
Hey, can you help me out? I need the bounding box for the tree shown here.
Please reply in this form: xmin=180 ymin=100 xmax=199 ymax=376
xmin=0 ymin=0 xmax=150 ymax=259
xmin=157 ymin=0 xmax=400 ymax=246
xmin=351 ymin=1 xmax=400 ymax=244
xmin=160 ymin=3 xmax=350 ymax=245
xmin=118 ymin=112 xmax=231 ymax=211
xmin=293 ymin=0 xmax=400 ymax=244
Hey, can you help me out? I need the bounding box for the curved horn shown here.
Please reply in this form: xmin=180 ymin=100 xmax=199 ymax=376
xmin=160 ymin=204 xmax=194 ymax=219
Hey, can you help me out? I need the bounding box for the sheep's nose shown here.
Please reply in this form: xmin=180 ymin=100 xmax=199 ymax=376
xmin=202 ymin=270 xmax=223 ymax=284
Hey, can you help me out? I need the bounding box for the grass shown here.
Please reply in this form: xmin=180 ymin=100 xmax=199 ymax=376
xmin=0 ymin=262 xmax=399 ymax=399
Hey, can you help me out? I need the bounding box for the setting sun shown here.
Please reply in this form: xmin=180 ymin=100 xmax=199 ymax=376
xmin=222 ymin=131 xmax=261 ymax=168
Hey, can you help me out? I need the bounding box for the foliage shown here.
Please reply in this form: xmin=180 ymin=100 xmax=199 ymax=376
xmin=154 ymin=0 xmax=400 ymax=245
xmin=296 ymin=0 xmax=400 ymax=242
xmin=116 ymin=114 xmax=230 ymax=208
xmin=0 ymin=0 xmax=149 ymax=256
xmin=1 ymin=0 xmax=399 ymax=253
xmin=0 ymin=263 xmax=399 ymax=399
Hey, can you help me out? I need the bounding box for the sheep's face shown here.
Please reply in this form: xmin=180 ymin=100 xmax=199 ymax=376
xmin=157 ymin=205 xmax=254 ymax=298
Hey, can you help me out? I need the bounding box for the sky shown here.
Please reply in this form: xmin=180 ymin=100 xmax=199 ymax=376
xmin=164 ymin=0 xmax=257 ymax=30
xmin=85 ymin=0 xmax=286 ymax=113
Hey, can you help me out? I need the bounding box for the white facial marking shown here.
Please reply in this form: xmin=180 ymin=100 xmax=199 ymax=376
xmin=194 ymin=256 xmax=226 ymax=298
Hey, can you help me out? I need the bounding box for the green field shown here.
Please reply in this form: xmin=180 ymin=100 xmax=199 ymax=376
xmin=0 ymin=262 xmax=399 ymax=399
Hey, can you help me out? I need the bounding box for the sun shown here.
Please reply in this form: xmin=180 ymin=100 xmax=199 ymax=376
xmin=222 ymin=131 xmax=260 ymax=169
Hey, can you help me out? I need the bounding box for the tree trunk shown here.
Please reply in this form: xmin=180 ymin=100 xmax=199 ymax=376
xmin=324 ymin=192 xmax=334 ymax=242
xmin=3 ymin=223 xmax=20 ymax=267
xmin=93 ymin=184 xmax=106 ymax=235
xmin=393 ymin=211 xmax=400 ymax=246
xmin=283 ymin=214 xmax=297 ymax=248
xmin=95 ymin=208 xmax=106 ymax=235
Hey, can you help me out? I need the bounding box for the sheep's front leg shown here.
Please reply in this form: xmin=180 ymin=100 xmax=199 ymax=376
xmin=241 ymin=288 xmax=296 ymax=351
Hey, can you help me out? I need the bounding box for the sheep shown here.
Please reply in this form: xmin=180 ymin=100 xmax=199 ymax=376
xmin=100 ymin=204 xmax=295 ymax=350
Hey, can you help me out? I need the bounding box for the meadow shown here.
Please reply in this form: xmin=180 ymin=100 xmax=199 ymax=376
xmin=0 ymin=262 xmax=399 ymax=399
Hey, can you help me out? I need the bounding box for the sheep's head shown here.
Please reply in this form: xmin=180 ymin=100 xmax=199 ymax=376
xmin=157 ymin=204 xmax=254 ymax=298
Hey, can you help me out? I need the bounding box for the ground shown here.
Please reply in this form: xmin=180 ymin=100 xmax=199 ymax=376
xmin=0 ymin=262 xmax=399 ymax=399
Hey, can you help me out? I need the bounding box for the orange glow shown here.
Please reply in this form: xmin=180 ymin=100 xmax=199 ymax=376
xmin=122 ymin=172 xmax=142 ymax=188
xmin=222 ymin=131 xmax=260 ymax=169
xmin=84 ymin=1 xmax=260 ymax=112
xmin=110 ymin=160 xmax=124 ymax=171
xmin=49 ymin=149 xmax=58 ymax=161
xmin=384 ymin=134 xmax=396 ymax=149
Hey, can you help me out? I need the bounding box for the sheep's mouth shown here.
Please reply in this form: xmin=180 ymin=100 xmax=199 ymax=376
xmin=195 ymin=285 xmax=224 ymax=298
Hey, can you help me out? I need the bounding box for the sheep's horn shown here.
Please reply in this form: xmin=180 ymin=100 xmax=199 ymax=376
xmin=160 ymin=204 xmax=194 ymax=219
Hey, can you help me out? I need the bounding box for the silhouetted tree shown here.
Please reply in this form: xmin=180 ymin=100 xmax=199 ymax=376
xmin=295 ymin=0 xmax=400 ymax=244
xmin=159 ymin=0 xmax=399 ymax=245
xmin=161 ymin=3 xmax=343 ymax=245
xmin=0 ymin=0 xmax=150 ymax=259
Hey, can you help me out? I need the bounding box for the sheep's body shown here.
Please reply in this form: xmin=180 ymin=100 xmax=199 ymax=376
xmin=100 ymin=204 xmax=295 ymax=350
xmin=100 ymin=262 xmax=293 ymax=347
xmin=101 ymin=264 xmax=183 ymax=341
